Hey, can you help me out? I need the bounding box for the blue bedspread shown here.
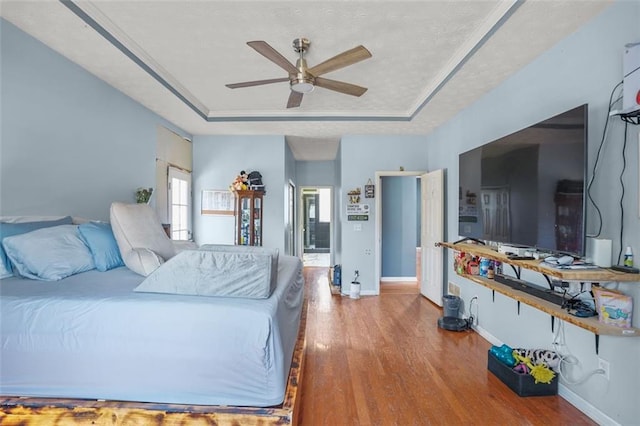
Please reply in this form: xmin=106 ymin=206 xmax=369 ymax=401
xmin=0 ymin=255 xmax=304 ymax=406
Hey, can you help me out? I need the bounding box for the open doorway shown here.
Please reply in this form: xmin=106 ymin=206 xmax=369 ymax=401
xmin=379 ymin=175 xmax=421 ymax=293
xmin=374 ymin=170 xmax=445 ymax=302
xmin=301 ymin=187 xmax=332 ymax=267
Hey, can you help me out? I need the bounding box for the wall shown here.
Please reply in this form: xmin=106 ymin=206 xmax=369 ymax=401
xmin=425 ymin=2 xmax=640 ymax=424
xmin=340 ymin=135 xmax=428 ymax=294
xmin=192 ymin=135 xmax=286 ymax=252
xmin=0 ymin=19 xmax=190 ymax=221
xmin=296 ymin=161 xmax=336 ymax=187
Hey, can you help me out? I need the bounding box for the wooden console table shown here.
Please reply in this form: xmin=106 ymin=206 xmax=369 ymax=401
xmin=438 ymin=242 xmax=640 ymax=352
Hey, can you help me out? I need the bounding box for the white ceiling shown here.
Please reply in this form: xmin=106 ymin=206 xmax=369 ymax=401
xmin=1 ymin=0 xmax=611 ymax=160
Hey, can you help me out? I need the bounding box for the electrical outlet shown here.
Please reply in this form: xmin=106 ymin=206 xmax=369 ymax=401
xmin=448 ymin=282 xmax=460 ymax=297
xmin=598 ymin=357 xmax=610 ymax=380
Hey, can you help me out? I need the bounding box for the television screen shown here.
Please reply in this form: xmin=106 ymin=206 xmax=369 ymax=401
xmin=458 ymin=104 xmax=588 ymax=256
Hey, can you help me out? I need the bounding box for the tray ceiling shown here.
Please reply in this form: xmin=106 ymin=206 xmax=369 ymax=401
xmin=1 ymin=1 xmax=611 ymax=159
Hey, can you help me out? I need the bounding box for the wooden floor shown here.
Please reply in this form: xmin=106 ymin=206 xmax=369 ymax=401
xmin=298 ymin=267 xmax=596 ymax=426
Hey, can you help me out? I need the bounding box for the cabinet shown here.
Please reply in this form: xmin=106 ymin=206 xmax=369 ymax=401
xmin=438 ymin=242 xmax=640 ymax=352
xmin=234 ymin=190 xmax=263 ymax=246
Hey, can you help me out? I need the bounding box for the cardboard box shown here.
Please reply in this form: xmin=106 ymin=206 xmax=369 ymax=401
xmin=487 ymin=351 xmax=558 ymax=397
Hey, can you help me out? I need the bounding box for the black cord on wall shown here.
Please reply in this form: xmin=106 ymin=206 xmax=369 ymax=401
xmin=586 ymin=80 xmax=623 ymax=238
xmin=617 ymin=121 xmax=628 ymax=264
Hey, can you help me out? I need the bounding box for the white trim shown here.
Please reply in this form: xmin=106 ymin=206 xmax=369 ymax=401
xmin=558 ymin=386 xmax=619 ymax=426
xmin=374 ymin=170 xmax=426 ymax=296
xmin=471 ymin=324 xmax=502 ymax=346
xmin=380 ymin=277 xmax=417 ymax=283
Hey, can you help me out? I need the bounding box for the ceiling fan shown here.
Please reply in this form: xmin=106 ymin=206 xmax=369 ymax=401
xmin=225 ymin=38 xmax=372 ymax=108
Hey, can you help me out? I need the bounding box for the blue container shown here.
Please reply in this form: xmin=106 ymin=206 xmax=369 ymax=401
xmin=333 ymin=264 xmax=342 ymax=287
xmin=479 ymin=257 xmax=490 ymax=277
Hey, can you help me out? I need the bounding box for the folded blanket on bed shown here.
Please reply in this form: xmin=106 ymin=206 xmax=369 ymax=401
xmin=134 ymin=249 xmax=276 ymax=298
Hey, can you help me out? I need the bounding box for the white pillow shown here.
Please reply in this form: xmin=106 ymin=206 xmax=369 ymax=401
xmin=109 ymin=202 xmax=176 ymax=276
xmin=2 ymin=225 xmax=95 ymax=281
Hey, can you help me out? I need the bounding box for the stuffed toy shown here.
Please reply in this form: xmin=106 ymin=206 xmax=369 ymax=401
xmin=229 ymin=171 xmax=249 ymax=192
xmin=512 ymin=352 xmax=556 ymax=384
xmin=240 ymin=171 xmax=249 ymax=186
xmin=512 ymin=348 xmax=561 ymax=372
xmin=247 ymin=170 xmax=265 ymax=192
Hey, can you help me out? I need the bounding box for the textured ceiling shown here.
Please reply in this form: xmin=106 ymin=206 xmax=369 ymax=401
xmin=1 ymin=1 xmax=611 ymax=160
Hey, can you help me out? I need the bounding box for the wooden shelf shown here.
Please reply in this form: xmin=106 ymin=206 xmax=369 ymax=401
xmin=460 ymin=272 xmax=638 ymax=338
xmin=438 ymin=242 xmax=640 ymax=283
xmin=438 ymin=241 xmax=640 ymax=344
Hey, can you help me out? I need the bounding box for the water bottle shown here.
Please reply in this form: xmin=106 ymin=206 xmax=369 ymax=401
xmin=624 ymin=247 xmax=633 ymax=267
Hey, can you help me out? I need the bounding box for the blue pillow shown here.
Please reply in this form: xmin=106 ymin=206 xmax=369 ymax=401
xmin=2 ymin=224 xmax=95 ymax=281
xmin=0 ymin=216 xmax=73 ymax=278
xmin=77 ymin=222 xmax=124 ymax=271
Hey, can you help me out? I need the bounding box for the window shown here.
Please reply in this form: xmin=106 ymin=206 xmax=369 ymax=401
xmin=168 ymin=167 xmax=192 ymax=240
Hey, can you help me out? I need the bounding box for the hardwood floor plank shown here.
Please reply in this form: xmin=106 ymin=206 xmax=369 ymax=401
xmin=299 ymin=267 xmax=596 ymax=426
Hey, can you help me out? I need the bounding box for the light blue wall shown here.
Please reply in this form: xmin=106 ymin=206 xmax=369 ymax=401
xmin=340 ymin=135 xmax=428 ymax=292
xmin=425 ymin=2 xmax=640 ymax=423
xmin=0 ymin=19 xmax=190 ymax=221
xmin=381 ymin=176 xmax=417 ymax=277
xmin=192 ymin=135 xmax=286 ymax=252
xmin=296 ymin=161 xmax=336 ymax=186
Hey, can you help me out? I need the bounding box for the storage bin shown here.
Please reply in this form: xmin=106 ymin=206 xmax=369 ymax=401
xmin=487 ymin=350 xmax=558 ymax=397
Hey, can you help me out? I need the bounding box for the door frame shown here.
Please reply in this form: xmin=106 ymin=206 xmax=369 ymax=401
xmin=167 ymin=166 xmax=192 ymax=241
xmin=298 ymin=186 xmax=333 ymax=264
xmin=375 ymin=171 xmax=425 ymax=295
xmin=287 ymin=180 xmax=296 ymax=257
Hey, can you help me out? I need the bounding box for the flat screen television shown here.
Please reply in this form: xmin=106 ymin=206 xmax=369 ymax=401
xmin=458 ymin=104 xmax=588 ymax=257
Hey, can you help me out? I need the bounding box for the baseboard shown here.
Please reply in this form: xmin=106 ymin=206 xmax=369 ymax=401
xmin=558 ymin=386 xmax=619 ymax=426
xmin=471 ymin=324 xmax=502 ymax=346
xmin=470 ymin=324 xmax=614 ymax=425
xmin=380 ymin=277 xmax=417 ymax=283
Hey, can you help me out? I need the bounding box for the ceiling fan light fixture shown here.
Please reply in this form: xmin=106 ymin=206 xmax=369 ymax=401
xmin=290 ymin=77 xmax=315 ymax=93
xmin=226 ymin=38 xmax=371 ymax=108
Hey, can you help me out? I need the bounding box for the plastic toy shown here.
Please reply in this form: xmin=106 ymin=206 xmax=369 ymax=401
xmin=489 ymin=344 xmax=517 ymax=367
xmin=513 ymin=352 xmax=556 ymax=384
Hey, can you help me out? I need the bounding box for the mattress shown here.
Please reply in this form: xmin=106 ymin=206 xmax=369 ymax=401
xmin=0 ymin=255 xmax=304 ymax=407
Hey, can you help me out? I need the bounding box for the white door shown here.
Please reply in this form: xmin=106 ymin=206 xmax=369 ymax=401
xmin=168 ymin=167 xmax=192 ymax=241
xmin=421 ymin=169 xmax=444 ymax=305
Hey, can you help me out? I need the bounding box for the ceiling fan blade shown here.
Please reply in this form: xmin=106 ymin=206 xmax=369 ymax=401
xmin=287 ymin=91 xmax=303 ymax=108
xmin=226 ymin=77 xmax=289 ymax=89
xmin=314 ymin=77 xmax=368 ymax=97
xmin=247 ymin=41 xmax=298 ymax=75
xmin=308 ymin=45 xmax=372 ymax=77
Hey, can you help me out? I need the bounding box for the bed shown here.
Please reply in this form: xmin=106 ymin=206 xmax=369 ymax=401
xmin=0 ymin=214 xmax=306 ymax=425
